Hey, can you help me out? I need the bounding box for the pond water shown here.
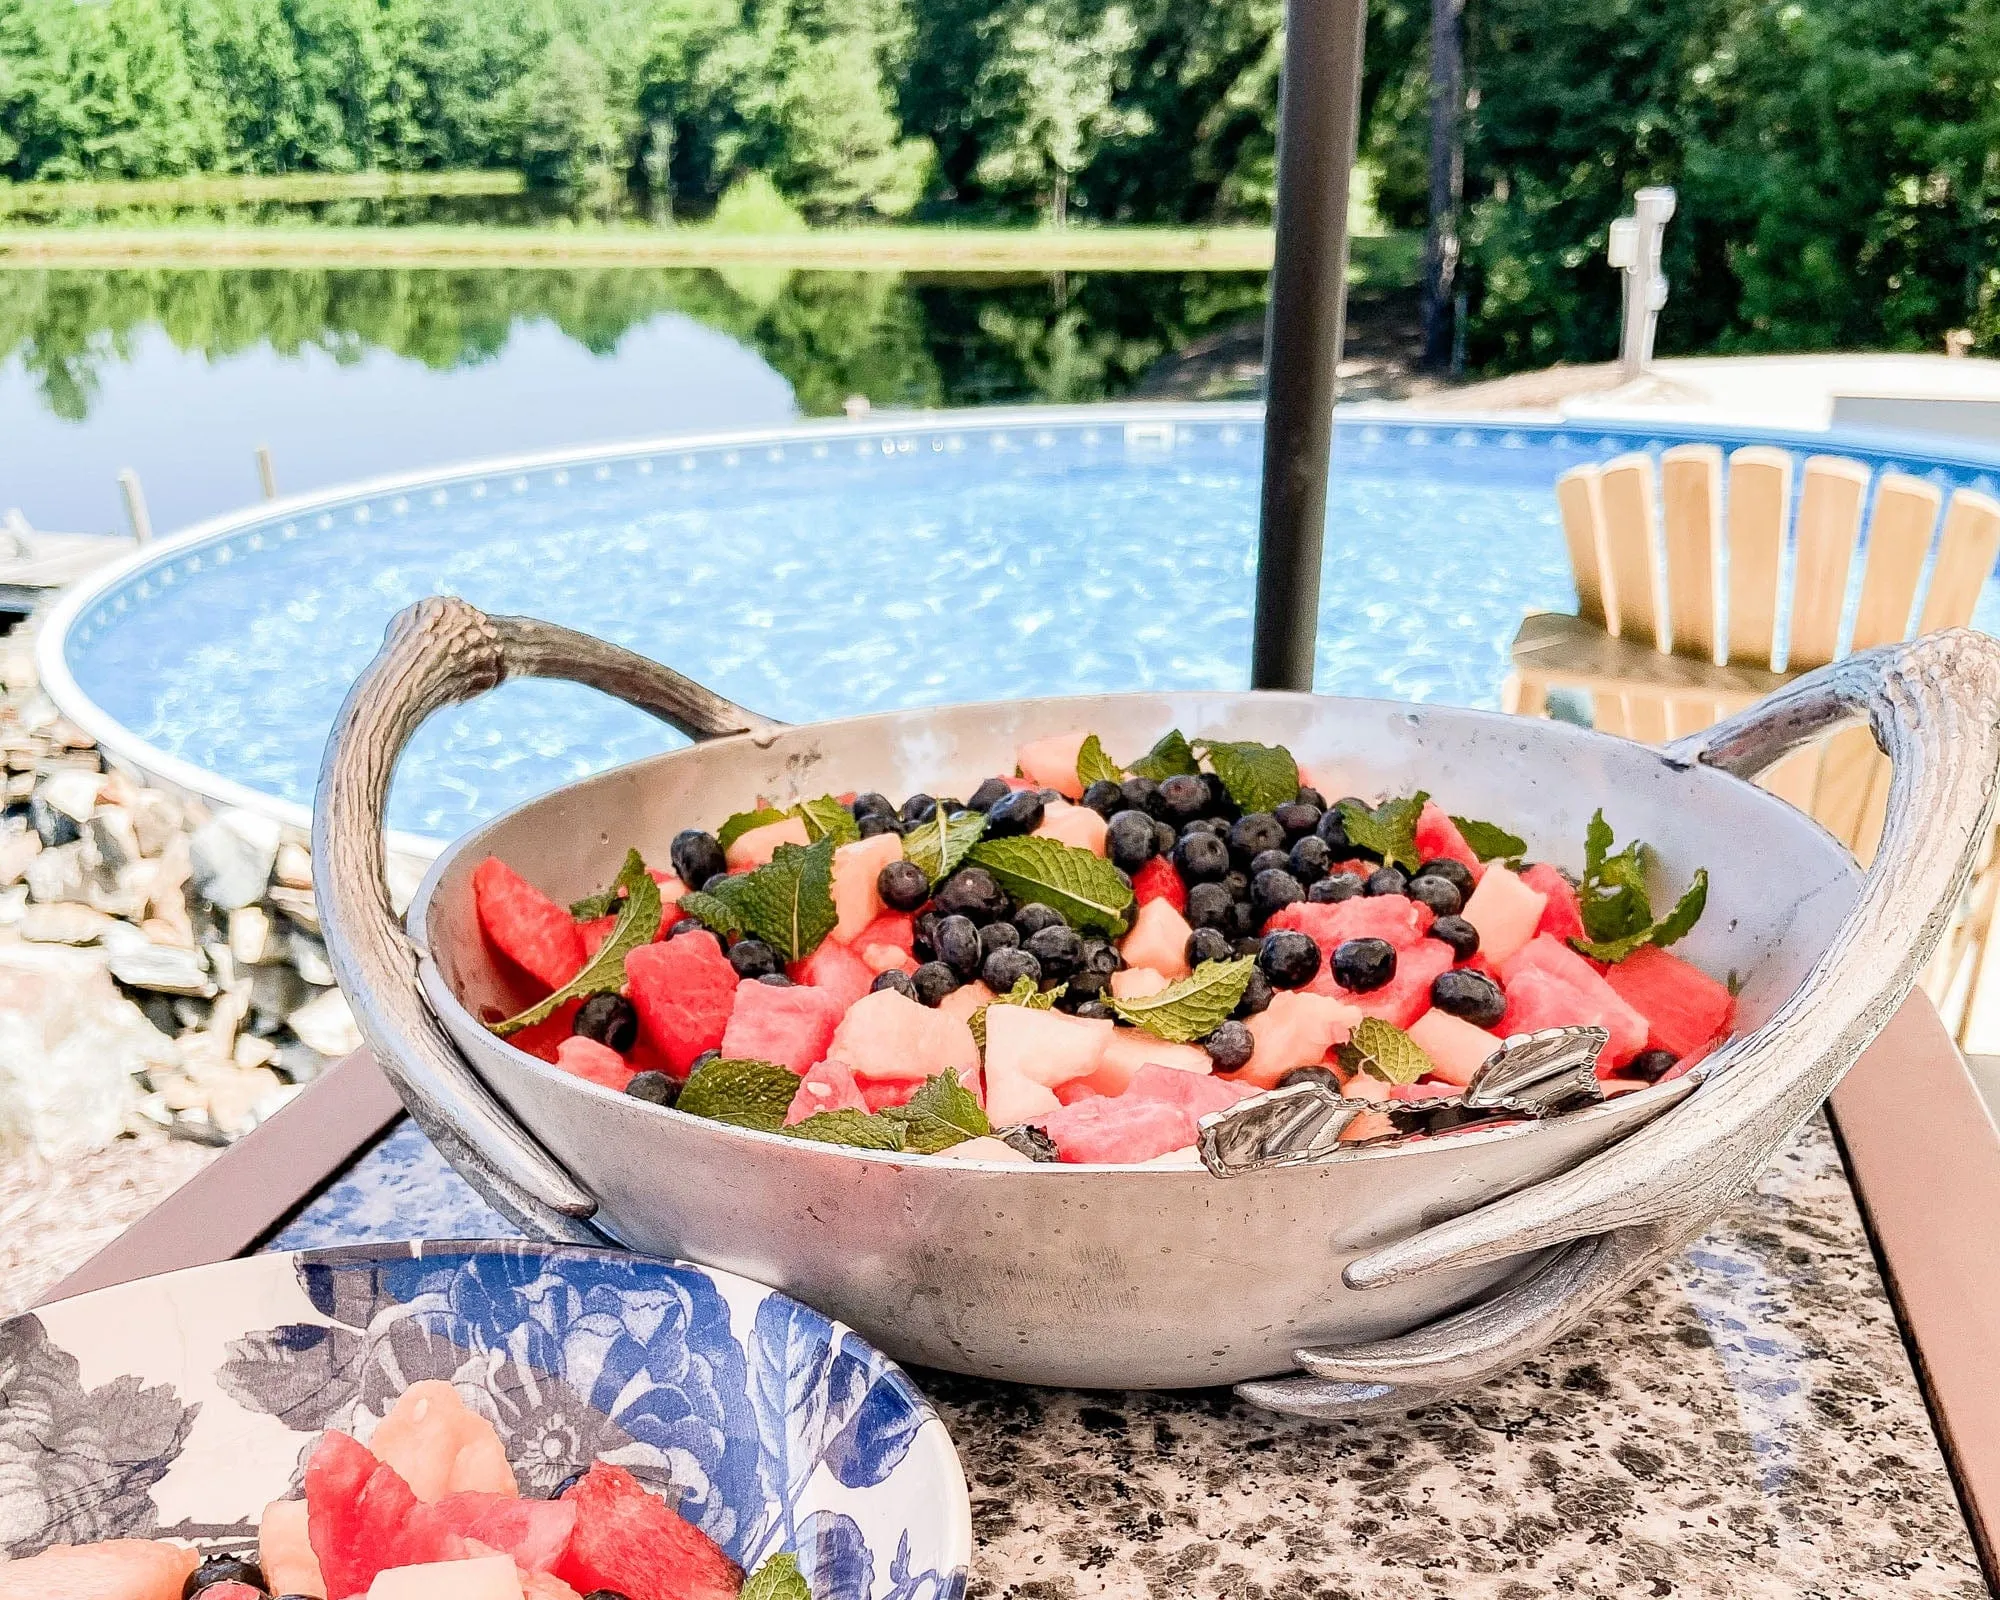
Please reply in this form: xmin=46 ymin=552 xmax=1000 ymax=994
xmin=0 ymin=267 xmax=1267 ymax=535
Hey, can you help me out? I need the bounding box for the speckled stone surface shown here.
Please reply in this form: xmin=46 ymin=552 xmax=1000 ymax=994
xmin=273 ymin=1115 xmax=1984 ymax=1597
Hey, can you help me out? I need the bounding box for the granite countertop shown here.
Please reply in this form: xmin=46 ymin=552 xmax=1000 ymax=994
xmin=272 ymin=1116 xmax=1985 ymax=1598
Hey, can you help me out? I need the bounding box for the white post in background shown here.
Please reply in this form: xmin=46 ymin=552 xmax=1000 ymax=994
xmin=256 ymin=444 xmax=278 ymax=501
xmin=117 ymin=469 xmax=153 ymax=543
xmin=1608 ymin=185 xmax=1676 ymax=379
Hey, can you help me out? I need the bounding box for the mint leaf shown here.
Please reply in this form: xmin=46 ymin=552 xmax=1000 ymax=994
xmin=1106 ymin=955 xmax=1255 ymax=1043
xmin=1336 ymin=793 xmax=1430 ymax=873
xmin=1338 ymin=1017 xmax=1435 ymax=1086
xmin=569 ymin=888 xmax=619 ymax=920
xmin=493 ymin=852 xmax=661 ymax=1036
xmin=1449 ymin=815 xmax=1527 ymax=862
xmin=1127 ymin=728 xmax=1200 ymax=781
xmin=1574 ymin=868 xmax=1709 ymax=962
xmin=967 ymin=835 xmax=1134 ymax=936
xmin=969 ymin=974 xmax=1061 ymax=1051
xmin=792 ymin=795 xmax=860 ymax=848
xmin=717 ymin=806 xmax=790 ymax=851
xmin=788 ymin=1108 xmax=907 ymax=1150
xmin=904 ymin=806 xmax=986 ymax=883
xmin=1075 ymin=733 xmax=1123 ymax=789
xmin=882 ymin=1071 xmax=991 ymax=1153
xmin=676 ymin=1057 xmax=799 ymax=1129
xmin=740 ymin=1554 xmax=812 ymax=1600
xmin=1576 ymin=808 xmax=1655 ymax=945
xmin=1198 ymin=739 xmax=1300 ymax=814
xmin=681 ymin=836 xmax=836 ymax=961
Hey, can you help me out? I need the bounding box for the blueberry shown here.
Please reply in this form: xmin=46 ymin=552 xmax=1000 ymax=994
xmin=1186 ymin=881 xmax=1233 ymax=929
xmin=1365 ymin=867 xmax=1408 ymax=897
xmin=1249 ymin=848 xmax=1292 ymax=879
xmin=1430 ymin=968 xmax=1506 ymax=1026
xmin=1037 ymin=788 xmax=1064 ymax=806
xmin=688 ymin=1048 xmax=720 ymax=1074
xmin=1298 ymin=785 xmax=1326 ymax=809
xmin=1063 ymin=968 xmax=1108 ymax=1001
xmin=1158 ymin=774 xmax=1208 ymax=821
xmin=984 ymin=787 xmax=1046 ymax=837
xmin=1119 ymin=775 xmax=1163 ymax=817
xmin=979 ymin=921 xmax=1022 ymax=959
xmin=1406 ymin=874 xmax=1463 ymax=917
xmin=1229 ymin=812 xmax=1286 ymax=865
xmin=1026 ymin=924 xmax=1084 ymax=981
xmin=573 ymin=993 xmax=638 ymax=1053
xmin=551 ymin=1468 xmax=589 ymax=1499
xmin=729 ymin=937 xmax=782 ymax=979
xmin=1251 ymin=868 xmax=1305 ymax=924
xmin=1080 ymin=779 xmax=1125 ymax=817
xmin=669 ymin=829 xmax=726 ymax=888
xmin=1332 ymin=937 xmax=1397 ymax=992
xmin=871 ymin=969 xmax=920 ymax=1001
xmin=1073 ymin=1000 xmax=1117 ymax=1022
xmin=1201 ymin=771 xmax=1238 ymax=819
xmin=1181 ymin=815 xmax=1228 ymax=838
xmin=912 ymin=909 xmax=940 ymax=958
xmin=878 ymin=858 xmax=931 ymax=912
xmin=1079 ymin=937 xmax=1121 ymax=977
xmin=582 ymin=1591 xmax=636 ymax=1600
xmin=1173 ymin=830 xmax=1230 ymax=882
xmin=934 ymin=914 xmax=983 ymax=977
xmin=1203 ymin=1019 xmax=1255 ymax=1073
xmin=699 ymin=872 xmax=732 ymax=894
xmin=1233 ymin=935 xmax=1264 ymax=959
xmin=902 ymin=793 xmax=938 ymax=825
xmin=625 ymin=1069 xmax=678 ymax=1106
xmin=1314 ymin=806 xmax=1353 ymax=851
xmin=1416 ymin=857 xmax=1476 ymax=897
xmin=1309 ymin=873 xmax=1364 ymax=903
xmin=1220 ymin=868 xmax=1250 ymax=903
xmin=1005 ymin=902 xmax=1058 ymax=938
xmin=185 ymin=1556 xmax=268 ymax=1598
xmin=1276 ymin=1065 xmax=1340 ymax=1090
xmin=756 ymin=973 xmax=794 ymax=986
xmin=672 ymin=915 xmax=715 ymax=935
xmin=1627 ymin=1048 xmax=1679 ymax=1082
xmin=1288 ymin=835 xmax=1332 ymax=883
xmin=965 ymin=777 xmax=1012 ymax=812
xmin=1153 ymin=819 xmax=1179 ymax=857
xmin=857 ymin=813 xmax=903 ymax=838
xmin=1428 ymin=915 xmax=1481 ymax=960
xmin=982 ymin=947 xmax=1042 ymax=991
xmin=933 ymin=867 xmax=1010 ymax=922
xmin=1273 ymin=800 xmax=1322 ymax=840
xmin=1235 ymin=968 xmax=1274 ymax=1017
xmin=1187 ymin=927 xmax=1233 ymax=966
xmin=1225 ymin=900 xmax=1257 ymax=940
xmin=1258 ymin=929 xmax=1321 ymax=989
xmin=851 ymin=791 xmax=898 ymax=821
xmin=1106 ymin=810 xmax=1160 ymax=872
xmin=912 ymin=961 xmax=961 ymax=1006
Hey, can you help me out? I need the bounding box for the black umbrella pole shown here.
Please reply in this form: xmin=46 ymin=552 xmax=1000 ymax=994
xmin=1251 ymin=0 xmax=1369 ymax=692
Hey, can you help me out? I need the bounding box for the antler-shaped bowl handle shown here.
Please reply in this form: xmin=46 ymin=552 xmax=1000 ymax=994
xmin=1241 ymin=629 xmax=2000 ymax=1419
xmin=314 ymin=597 xmax=779 ymax=1241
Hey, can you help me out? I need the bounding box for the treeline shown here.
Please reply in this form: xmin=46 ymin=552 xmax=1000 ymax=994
xmin=1 ymin=0 xmax=1995 ymax=363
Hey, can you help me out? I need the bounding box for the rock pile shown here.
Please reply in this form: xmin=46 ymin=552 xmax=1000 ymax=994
xmin=0 ymin=622 xmax=363 ymax=1160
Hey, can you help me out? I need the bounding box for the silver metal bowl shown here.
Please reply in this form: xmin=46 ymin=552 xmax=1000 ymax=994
xmin=315 ymin=599 xmax=2000 ymax=1414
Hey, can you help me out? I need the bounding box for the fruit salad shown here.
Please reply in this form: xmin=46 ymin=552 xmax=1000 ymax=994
xmin=0 ymin=1382 xmax=796 ymax=1600
xmin=470 ymin=727 xmax=1734 ymax=1165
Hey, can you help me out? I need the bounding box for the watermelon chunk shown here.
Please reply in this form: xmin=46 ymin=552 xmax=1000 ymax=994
xmin=1123 ymin=1061 xmax=1253 ymax=1118
xmin=790 ymin=938 xmax=876 ymax=1011
xmin=1520 ymin=863 xmax=1584 ymax=943
xmin=553 ymin=1463 xmax=742 ymax=1600
xmin=1407 ymin=1008 xmax=1501 ymax=1086
xmin=261 ymin=1499 xmax=325 ymax=1600
xmin=473 ymin=858 xmax=586 ymax=992
xmin=724 ymin=814 xmax=810 ymax=870
xmin=307 ymin=1431 xmax=420 ymax=1600
xmin=624 ymin=933 xmax=738 ymax=1076
xmin=411 ymin=1496 xmax=576 ymax=1574
xmin=367 ymin=1558 xmax=522 ymax=1600
xmin=1459 ymin=864 xmax=1547 ymax=965
xmin=201 ymin=1584 xmax=266 ymax=1600
xmin=369 ymin=1378 xmax=518 ymax=1502
xmin=0 ymin=1542 xmax=198 ymax=1600
xmin=1235 ymin=990 xmax=1362 ymax=1089
xmin=984 ymin=1004 xmax=1112 ymax=1087
xmin=831 ymin=833 xmax=904 ymax=944
xmin=1339 ymin=938 xmax=1453 ymax=1028
xmin=861 ymin=1076 xmax=924 ymax=1111
xmin=1500 ymin=932 xmax=1604 ymax=992
xmin=825 ymin=987 xmax=979 ymax=1083
xmin=786 ymin=1057 xmax=869 ymax=1121
xmin=1121 ymin=896 xmax=1194 ymax=979
xmin=1602 ymin=943 xmax=1736 ymax=1059
xmin=1414 ymin=803 xmax=1482 ymax=878
xmin=1039 ymin=1095 xmax=1197 ymax=1164
xmin=1130 ymin=856 xmax=1186 ymax=913
xmin=1266 ymin=895 xmax=1432 ymax=953
xmin=505 ymin=999 xmax=583 ymax=1065
xmin=554 ymin=1036 xmax=635 ymax=1092
xmin=1080 ymin=1028 xmax=1211 ymax=1095
xmin=720 ymin=979 xmax=844 ymax=1073
xmin=1498 ymin=966 xmax=1646 ymax=1072
xmin=937 ymin=979 xmax=994 ymax=1022
xmin=1034 ymin=799 xmax=1109 ymax=855
xmin=1015 ymin=730 xmax=1090 ymax=799
xmin=1053 ymin=1077 xmax=1102 ymax=1105
xmin=1109 ymin=967 xmax=1169 ymax=1000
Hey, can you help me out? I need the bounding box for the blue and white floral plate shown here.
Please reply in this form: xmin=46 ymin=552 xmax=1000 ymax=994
xmin=0 ymin=1240 xmax=970 ymax=1599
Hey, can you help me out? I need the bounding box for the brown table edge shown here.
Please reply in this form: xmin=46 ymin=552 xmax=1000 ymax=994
xmin=1829 ymin=993 xmax=2000 ymax=1592
xmin=37 ymin=1049 xmax=403 ymax=1306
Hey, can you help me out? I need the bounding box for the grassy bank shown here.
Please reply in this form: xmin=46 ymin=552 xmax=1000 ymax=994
xmin=0 ymin=224 xmax=1420 ymax=277
xmin=0 ymin=170 xmax=525 ymax=212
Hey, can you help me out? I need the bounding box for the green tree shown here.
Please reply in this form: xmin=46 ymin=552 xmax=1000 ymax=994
xmin=514 ymin=34 xmax=632 ymax=193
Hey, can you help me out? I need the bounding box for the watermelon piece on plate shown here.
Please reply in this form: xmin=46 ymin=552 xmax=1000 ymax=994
xmin=824 ymin=987 xmax=980 ymax=1084
xmin=861 ymin=1077 xmax=924 ymax=1111
xmin=1123 ymin=1061 xmax=1253 ymax=1119
xmin=1340 ymin=938 xmax=1453 ymax=1028
xmin=1235 ymin=990 xmax=1362 ymax=1089
xmin=1499 ymin=966 xmax=1646 ymax=1072
xmin=553 ymin=1463 xmax=742 ymax=1600
xmin=411 ymin=1496 xmax=576 ymax=1575
xmin=1053 ymin=1077 xmax=1101 ymax=1105
xmin=473 ymin=858 xmax=586 ymax=992
xmin=1407 ymin=1008 xmax=1500 ymax=1086
xmin=1130 ymin=856 xmax=1186 ymax=914
xmin=1500 ymin=932 xmax=1604 ymax=992
xmin=1519 ymin=863 xmax=1584 ymax=943
xmin=505 ymin=999 xmax=583 ymax=1065
xmin=1266 ymin=895 xmax=1432 ymax=953
xmin=831 ymin=833 xmax=904 ymax=944
xmin=1603 ymin=943 xmax=1736 ymax=1059
xmin=1038 ymin=1095 xmax=1197 ymax=1164
xmin=1414 ymin=803 xmax=1483 ymax=878
xmin=721 ymin=979 xmax=845 ymax=1073
xmin=307 ymin=1431 xmax=420 ymax=1600
xmin=1014 ymin=730 xmax=1090 ymax=799
xmin=261 ymin=1500 xmax=325 ymax=1600
xmin=724 ymin=814 xmax=810 ymax=870
xmin=790 ymin=938 xmax=877 ymax=1011
xmin=1121 ymin=896 xmax=1194 ymax=980
xmin=200 ymin=1584 xmax=267 ymax=1600
xmin=984 ymin=1005 xmax=1112 ymax=1087
xmin=367 ymin=1557 xmax=522 ymax=1600
xmin=1459 ymin=864 xmax=1547 ymax=966
xmin=368 ymin=1381 xmax=518 ymax=1503
xmin=786 ymin=1056 xmax=869 ymax=1121
xmin=1080 ymin=1029 xmax=1211 ymax=1096
xmin=554 ymin=1036 xmax=634 ymax=1092
xmin=1035 ymin=800 xmax=1109 ymax=855
xmin=624 ymin=933 xmax=738 ymax=1076
xmin=0 ymin=1541 xmax=199 ymax=1600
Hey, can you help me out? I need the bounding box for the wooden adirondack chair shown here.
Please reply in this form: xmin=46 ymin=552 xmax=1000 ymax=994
xmin=1505 ymin=445 xmax=2000 ymax=1041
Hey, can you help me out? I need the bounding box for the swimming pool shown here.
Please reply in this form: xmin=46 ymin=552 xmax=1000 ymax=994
xmin=42 ymin=403 xmax=2000 ymax=847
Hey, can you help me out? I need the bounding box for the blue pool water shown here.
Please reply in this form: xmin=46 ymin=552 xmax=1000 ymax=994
xmin=57 ymin=407 xmax=2000 ymax=842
